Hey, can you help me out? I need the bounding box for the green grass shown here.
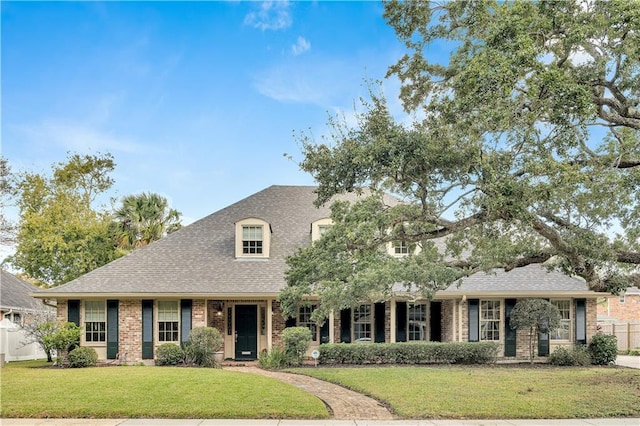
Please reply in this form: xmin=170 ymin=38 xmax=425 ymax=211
xmin=1 ymin=361 xmax=329 ymax=419
xmin=290 ymin=365 xmax=640 ymax=419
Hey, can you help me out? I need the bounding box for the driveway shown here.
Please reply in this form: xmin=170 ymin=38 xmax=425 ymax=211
xmin=616 ymin=355 xmax=640 ymax=369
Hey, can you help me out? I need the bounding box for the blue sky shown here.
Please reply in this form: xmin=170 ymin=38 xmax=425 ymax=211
xmin=2 ymin=1 xmax=411 ymax=226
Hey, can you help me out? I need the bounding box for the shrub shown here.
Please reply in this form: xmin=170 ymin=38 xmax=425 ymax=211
xmin=156 ymin=343 xmax=185 ymax=366
xmin=258 ymin=347 xmax=289 ymax=369
xmin=282 ymin=327 xmax=312 ymax=366
xmin=68 ymin=346 xmax=99 ymax=368
xmin=183 ymin=327 xmax=223 ymax=368
xmin=549 ymin=345 xmax=591 ymax=366
xmin=589 ymin=333 xmax=617 ymax=365
xmin=318 ymin=341 xmax=499 ymax=365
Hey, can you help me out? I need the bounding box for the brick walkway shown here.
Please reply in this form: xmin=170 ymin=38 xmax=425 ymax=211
xmin=224 ymin=366 xmax=395 ymax=420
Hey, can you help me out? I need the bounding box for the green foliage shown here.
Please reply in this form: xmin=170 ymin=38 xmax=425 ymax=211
xmin=183 ymin=327 xmax=223 ymax=368
xmin=588 ymin=333 xmax=618 ymax=365
xmin=510 ymin=299 xmax=561 ymax=363
xmin=8 ymin=153 xmax=121 ymax=286
xmin=40 ymin=321 xmax=81 ymax=367
xmin=318 ymin=342 xmax=499 ymax=365
xmin=258 ymin=347 xmax=290 ymax=370
xmin=285 ymin=0 xmax=640 ymax=315
xmin=155 ymin=343 xmax=185 ymax=366
xmin=282 ymin=327 xmax=313 ymax=366
xmin=68 ymin=346 xmax=99 ymax=368
xmin=113 ymin=192 xmax=182 ymax=251
xmin=548 ymin=345 xmax=591 ymax=366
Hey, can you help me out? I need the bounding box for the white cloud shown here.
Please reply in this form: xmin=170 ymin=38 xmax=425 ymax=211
xmin=244 ymin=1 xmax=292 ymax=31
xmin=291 ymin=36 xmax=310 ymax=56
xmin=16 ymin=120 xmax=145 ymax=154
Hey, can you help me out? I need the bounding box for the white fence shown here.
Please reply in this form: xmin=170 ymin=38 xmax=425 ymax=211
xmin=599 ymin=321 xmax=640 ymax=351
xmin=0 ymin=318 xmax=48 ymax=363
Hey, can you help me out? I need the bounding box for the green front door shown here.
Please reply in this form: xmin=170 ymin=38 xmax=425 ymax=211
xmin=235 ymin=305 xmax=258 ymax=360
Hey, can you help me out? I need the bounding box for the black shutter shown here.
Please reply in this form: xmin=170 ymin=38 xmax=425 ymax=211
xmin=504 ymin=299 xmax=517 ymax=357
xmin=374 ymin=302 xmax=385 ymax=343
xmin=320 ymin=321 xmax=330 ymax=344
xmin=106 ymin=300 xmax=119 ymax=359
xmin=180 ymin=299 xmax=192 ymax=346
xmin=68 ymin=300 xmax=80 ymax=326
xmin=396 ymin=301 xmax=407 ymax=342
xmin=340 ymin=309 xmax=351 ymax=343
xmin=468 ymin=299 xmax=479 ymax=342
xmin=429 ymin=301 xmax=442 ymax=342
xmin=142 ymin=300 xmax=154 ymax=359
xmin=575 ymin=299 xmax=587 ymax=345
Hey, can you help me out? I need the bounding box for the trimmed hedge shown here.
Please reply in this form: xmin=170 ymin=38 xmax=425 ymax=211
xmin=68 ymin=346 xmax=98 ymax=368
xmin=318 ymin=342 xmax=500 ymax=365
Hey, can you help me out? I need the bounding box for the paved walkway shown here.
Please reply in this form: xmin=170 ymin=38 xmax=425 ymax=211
xmin=616 ymin=355 xmax=640 ymax=369
xmin=224 ymin=366 xmax=395 ymax=420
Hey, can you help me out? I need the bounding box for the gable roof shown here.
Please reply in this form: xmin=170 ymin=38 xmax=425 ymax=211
xmin=1 ymin=270 xmax=50 ymax=312
xmin=34 ymin=185 xmax=392 ymax=298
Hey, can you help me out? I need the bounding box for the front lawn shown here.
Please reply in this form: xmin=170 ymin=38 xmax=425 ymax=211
xmin=0 ymin=361 xmax=329 ymax=419
xmin=290 ymin=365 xmax=640 ymax=419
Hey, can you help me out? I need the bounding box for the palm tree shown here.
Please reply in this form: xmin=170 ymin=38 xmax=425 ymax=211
xmin=113 ymin=192 xmax=182 ymax=250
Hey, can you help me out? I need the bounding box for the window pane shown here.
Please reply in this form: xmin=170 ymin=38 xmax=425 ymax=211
xmin=298 ymin=305 xmax=318 ymax=341
xmin=551 ymin=300 xmax=571 ymax=340
xmin=353 ymin=305 xmax=372 ymax=340
xmin=408 ymin=303 xmax=428 ymax=341
xmin=480 ymin=300 xmax=500 ymax=341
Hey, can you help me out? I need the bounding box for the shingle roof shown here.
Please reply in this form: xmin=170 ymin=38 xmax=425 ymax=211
xmin=1 ymin=270 xmax=50 ymax=311
xmin=443 ymin=264 xmax=590 ymax=294
xmin=36 ymin=185 xmax=390 ymax=296
xmin=33 ymin=185 xmax=600 ymax=298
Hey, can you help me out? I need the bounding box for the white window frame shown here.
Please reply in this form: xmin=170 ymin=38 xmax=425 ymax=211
xmin=353 ymin=304 xmax=373 ymax=341
xmin=235 ymin=218 xmax=271 ymax=258
xmin=550 ymin=299 xmax=572 ymax=341
xmin=480 ymin=300 xmax=501 ymax=342
xmin=157 ymin=300 xmax=180 ymax=343
xmin=298 ymin=305 xmax=318 ymax=342
xmin=84 ymin=300 xmax=106 ymax=343
xmin=408 ymin=303 xmax=429 ymax=341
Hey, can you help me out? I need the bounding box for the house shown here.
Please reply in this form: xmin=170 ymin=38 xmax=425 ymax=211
xmin=31 ymin=185 xmax=606 ymax=363
xmin=1 ymin=270 xmax=55 ymax=363
xmin=597 ymin=287 xmax=640 ymax=322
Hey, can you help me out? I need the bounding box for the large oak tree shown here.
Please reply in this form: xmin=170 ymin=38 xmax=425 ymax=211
xmin=281 ymin=0 xmax=640 ymax=321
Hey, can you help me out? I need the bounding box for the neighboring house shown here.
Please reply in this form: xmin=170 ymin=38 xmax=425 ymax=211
xmin=31 ymin=185 xmax=606 ymax=363
xmin=1 ymin=270 xmax=55 ymax=362
xmin=597 ymin=287 xmax=640 ymax=322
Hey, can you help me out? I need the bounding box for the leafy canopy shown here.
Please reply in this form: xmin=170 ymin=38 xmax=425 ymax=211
xmin=282 ymin=0 xmax=640 ymax=320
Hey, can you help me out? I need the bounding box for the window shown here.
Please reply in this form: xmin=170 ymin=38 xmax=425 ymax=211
xmin=353 ymin=305 xmax=372 ymax=341
xmin=408 ymin=303 xmax=428 ymax=341
xmin=236 ymin=218 xmax=271 ymax=258
xmin=619 ymin=295 xmax=626 ymax=303
xmin=85 ymin=301 xmax=106 ymax=342
xmin=551 ymin=300 xmax=571 ymax=340
xmin=480 ymin=300 xmax=500 ymax=341
xmin=311 ymin=218 xmax=333 ymax=242
xmin=242 ymin=225 xmax=263 ymax=254
xmin=158 ymin=301 xmax=179 ymax=342
xmin=393 ymin=241 xmax=410 ymax=255
xmin=299 ymin=305 xmax=318 ymax=342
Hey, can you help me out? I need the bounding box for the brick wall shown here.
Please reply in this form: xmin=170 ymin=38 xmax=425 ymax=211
xmin=56 ymin=300 xmax=67 ymax=322
xmin=597 ymin=295 xmax=640 ymax=322
xmin=440 ymin=300 xmax=455 ymax=342
xmin=118 ymin=300 xmax=142 ymax=363
xmin=192 ymin=299 xmax=206 ymax=328
xmin=271 ymin=300 xmax=287 ymax=348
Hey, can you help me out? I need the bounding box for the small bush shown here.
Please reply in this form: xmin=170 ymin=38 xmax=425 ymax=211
xmin=318 ymin=341 xmax=499 ymax=365
xmin=282 ymin=327 xmax=312 ymax=366
xmin=258 ymin=347 xmax=289 ymax=369
xmin=589 ymin=333 xmax=618 ymax=365
xmin=183 ymin=327 xmax=223 ymax=368
xmin=549 ymin=345 xmax=591 ymax=366
xmin=156 ymin=343 xmax=184 ymax=366
xmin=68 ymin=346 xmax=98 ymax=368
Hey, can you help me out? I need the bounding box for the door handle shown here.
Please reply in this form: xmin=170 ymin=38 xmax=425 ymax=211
xmin=235 ymin=331 xmax=238 ymax=343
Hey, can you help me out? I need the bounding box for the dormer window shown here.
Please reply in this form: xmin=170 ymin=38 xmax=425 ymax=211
xmin=235 ymin=218 xmax=271 ymax=258
xmin=311 ymin=218 xmax=333 ymax=242
xmin=242 ymin=225 xmax=263 ymax=254
xmin=393 ymin=241 xmax=410 ymax=256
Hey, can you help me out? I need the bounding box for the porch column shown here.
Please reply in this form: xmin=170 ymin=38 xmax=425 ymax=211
xmin=267 ymin=299 xmax=273 ymax=350
xmin=390 ymin=299 xmax=397 ymax=342
xmin=328 ymin=311 xmax=335 ymax=343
